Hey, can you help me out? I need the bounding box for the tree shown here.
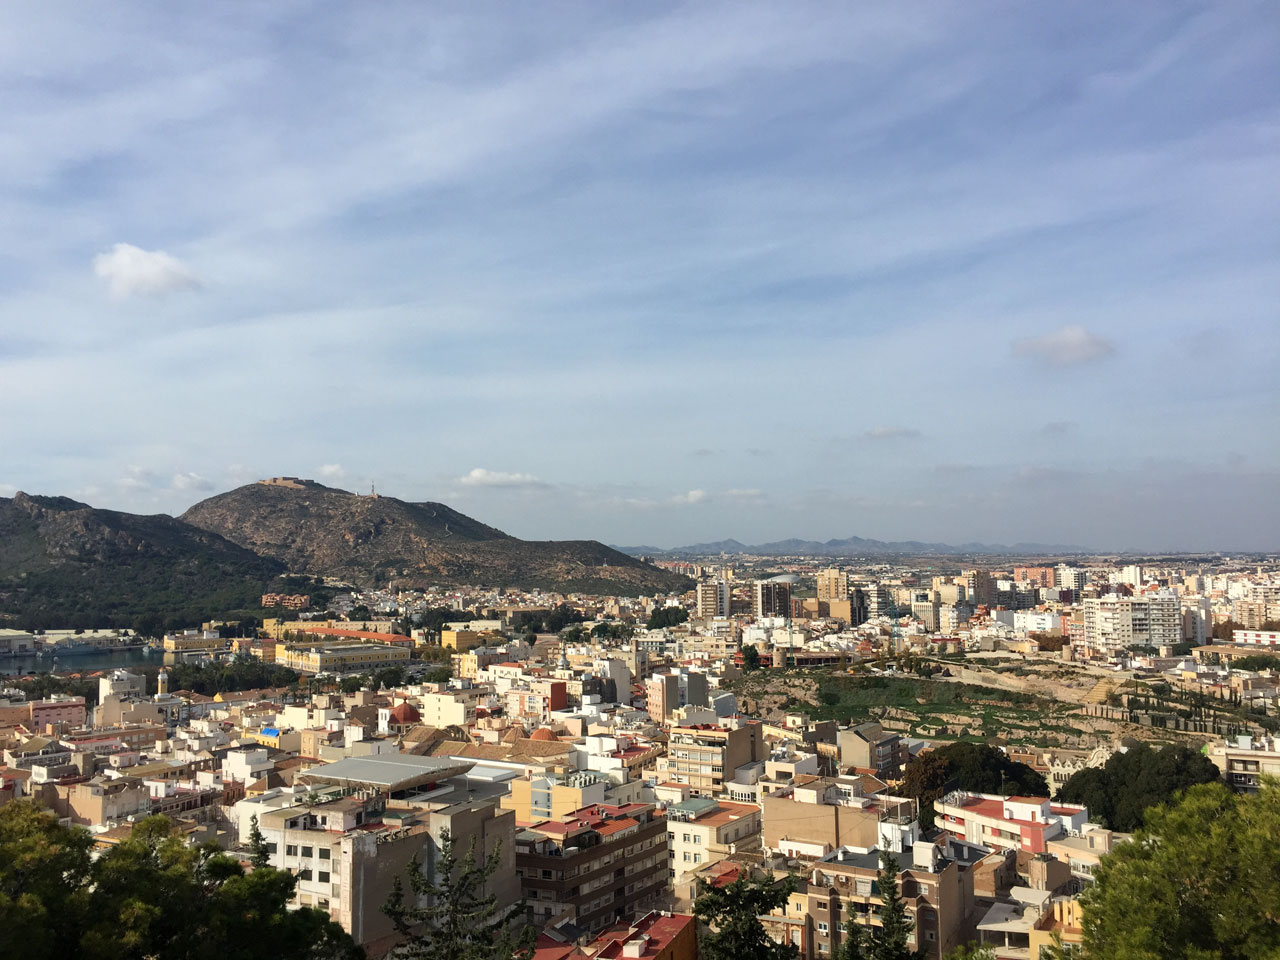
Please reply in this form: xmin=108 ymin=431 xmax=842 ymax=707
xmin=647 ymin=606 xmax=690 ymax=630
xmin=837 ymin=853 xmax=921 ymax=960
xmin=901 ymin=743 xmax=1048 ymax=830
xmin=742 ymin=644 xmax=761 ymax=671
xmin=247 ymin=813 xmax=271 ymax=870
xmin=0 ymin=803 xmax=360 ymax=960
xmin=693 ymin=871 xmax=797 ymax=960
xmin=871 ymin=852 xmax=920 ymax=960
xmin=1081 ymin=780 xmax=1280 ymax=959
xmin=1056 ymin=743 xmax=1221 ymax=831
xmin=1232 ymin=653 xmax=1280 ymax=673
xmin=382 ymin=828 xmax=532 ymax=960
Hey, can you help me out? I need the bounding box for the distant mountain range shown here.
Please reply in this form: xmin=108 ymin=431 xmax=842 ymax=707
xmin=0 ymin=480 xmax=690 ymax=627
xmin=613 ymin=534 xmax=1089 ymax=558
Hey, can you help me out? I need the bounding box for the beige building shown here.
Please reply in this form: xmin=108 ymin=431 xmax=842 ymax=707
xmin=761 ymin=777 xmax=915 ymax=859
xmin=816 ymin=569 xmax=849 ymax=602
xmin=276 ymin=642 xmax=411 ymax=673
xmin=502 ymin=770 xmax=612 ymax=822
xmin=667 ymin=797 xmax=761 ymax=885
xmin=837 ymin=722 xmax=906 ymax=778
xmin=657 ymin=723 xmax=766 ymax=797
xmin=763 ymin=844 xmax=972 ymax=960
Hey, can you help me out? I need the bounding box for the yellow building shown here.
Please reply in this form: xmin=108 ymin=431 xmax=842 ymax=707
xmin=276 ymin=643 xmax=411 ymax=674
xmin=440 ymin=629 xmax=505 ymax=650
xmin=162 ymin=630 xmax=226 ymax=654
xmin=1029 ymin=897 xmax=1084 ymax=957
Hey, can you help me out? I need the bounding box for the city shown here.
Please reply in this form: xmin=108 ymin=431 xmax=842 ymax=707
xmin=2 ymin=4 xmax=1277 ymax=959
xmin=3 ymin=541 xmax=1279 ymax=957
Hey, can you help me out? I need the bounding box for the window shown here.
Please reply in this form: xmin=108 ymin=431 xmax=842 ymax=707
xmin=286 ymin=844 xmax=298 ymax=857
xmin=693 ymin=854 xmax=701 ymax=863
xmin=319 ymin=848 xmax=331 ymax=860
xmin=817 ymin=922 xmax=828 ymax=934
xmin=683 ymin=834 xmax=691 ymax=843
xmin=318 ymin=871 xmax=330 ymax=883
xmin=298 ymin=869 xmax=312 ymax=881
xmin=301 ymin=846 xmax=313 ymax=858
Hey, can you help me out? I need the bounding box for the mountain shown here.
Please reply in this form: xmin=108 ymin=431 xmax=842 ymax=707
xmin=614 ymin=534 xmax=1088 ymax=557
xmin=181 ymin=479 xmax=689 ymax=595
xmin=0 ymin=492 xmax=285 ymax=628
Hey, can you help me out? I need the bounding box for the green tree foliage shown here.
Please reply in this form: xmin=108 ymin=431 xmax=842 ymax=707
xmin=1231 ymin=653 xmax=1280 ymax=672
xmin=742 ymin=644 xmax=762 ymax=671
xmin=693 ymin=871 xmax=797 ymax=960
xmin=1212 ymin=618 xmax=1245 ymax=641
xmin=647 ymin=606 xmax=690 ymax=630
xmin=1081 ymin=781 xmax=1280 ymax=959
xmin=163 ymin=655 xmax=299 ymax=696
xmin=901 ymin=743 xmax=1048 ymax=830
xmin=872 ymin=852 xmax=920 ymax=960
xmin=1056 ymin=743 xmax=1221 ymax=831
xmin=510 ymin=604 xmax=584 ymax=634
xmin=382 ymin=828 xmax=532 ymax=960
xmin=420 ymin=666 xmax=452 ymax=684
xmin=838 ymin=853 xmax=922 ymax=960
xmin=247 ymin=813 xmax=271 ymax=870
xmin=590 ymin=621 xmax=633 ymax=641
xmin=0 ymin=802 xmax=360 ymax=960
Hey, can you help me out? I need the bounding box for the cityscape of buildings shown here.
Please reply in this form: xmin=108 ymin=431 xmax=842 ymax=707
xmin=2 ymin=553 xmax=1278 ymax=957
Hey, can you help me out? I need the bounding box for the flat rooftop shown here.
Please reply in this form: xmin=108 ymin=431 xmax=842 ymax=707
xmin=298 ymin=753 xmax=474 ymax=791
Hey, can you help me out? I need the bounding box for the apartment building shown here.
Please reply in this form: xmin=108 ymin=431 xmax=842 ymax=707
xmin=761 ymin=777 xmax=916 ymax=860
xmin=1209 ymin=734 xmax=1280 ymax=792
xmin=656 ymin=723 xmax=766 ymax=797
xmin=695 ymin=580 xmax=731 ymax=619
xmin=816 ymin=569 xmax=849 ymax=602
xmin=934 ymin=793 xmax=1088 ymax=854
xmin=506 ymin=679 xmax=568 ymax=722
xmin=1082 ymin=592 xmax=1180 ymax=654
xmin=754 ymin=580 xmax=793 ymax=618
xmin=837 ymin=722 xmax=906 ymax=778
xmin=666 ymin=797 xmax=762 ymax=884
xmin=515 ymin=802 xmax=668 ymax=932
xmin=763 ymin=843 xmax=971 ymax=960
xmin=504 ymin=771 xmax=613 ymax=821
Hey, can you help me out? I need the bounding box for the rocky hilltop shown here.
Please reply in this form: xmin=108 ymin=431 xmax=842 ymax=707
xmin=181 ymin=479 xmax=688 ymax=595
xmin=0 ymin=492 xmax=284 ymax=627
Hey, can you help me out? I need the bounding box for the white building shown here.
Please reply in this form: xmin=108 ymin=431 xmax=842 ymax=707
xmin=1083 ymin=591 xmax=1180 ymax=654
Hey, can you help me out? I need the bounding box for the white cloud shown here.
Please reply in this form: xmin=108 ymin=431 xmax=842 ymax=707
xmin=171 ymin=471 xmax=214 ymax=492
xmin=1013 ymin=325 xmax=1114 ymax=367
xmin=459 ymin=467 xmax=544 ymax=488
xmin=92 ymin=243 xmax=201 ymax=299
xmin=863 ymin=426 xmax=921 ymax=441
xmin=671 ymin=489 xmax=708 ymax=505
xmin=318 ymin=463 xmax=346 ymax=479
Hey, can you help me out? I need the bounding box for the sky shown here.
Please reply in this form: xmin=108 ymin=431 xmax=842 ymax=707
xmin=1 ymin=3 xmax=1278 ymax=552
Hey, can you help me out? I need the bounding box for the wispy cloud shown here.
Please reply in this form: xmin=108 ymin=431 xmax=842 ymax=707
xmin=317 ymin=463 xmax=346 ymax=480
xmin=92 ymin=243 xmax=201 ymax=299
xmin=671 ymin=489 xmax=709 ymax=505
xmin=458 ymin=468 xmax=545 ymax=488
xmin=863 ymin=426 xmax=921 ymax=441
xmin=1013 ymin=325 xmax=1114 ymax=367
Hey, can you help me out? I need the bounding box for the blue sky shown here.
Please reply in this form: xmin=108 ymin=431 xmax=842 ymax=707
xmin=1 ymin=3 xmax=1277 ymax=551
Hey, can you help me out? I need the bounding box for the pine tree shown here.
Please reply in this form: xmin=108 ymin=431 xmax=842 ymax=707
xmin=382 ymin=827 xmax=533 ymax=960
xmin=838 ymin=900 xmax=870 ymax=960
xmin=693 ymin=871 xmax=798 ymax=960
xmin=871 ymin=851 xmax=920 ymax=960
xmin=247 ymin=813 xmax=271 ymax=870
